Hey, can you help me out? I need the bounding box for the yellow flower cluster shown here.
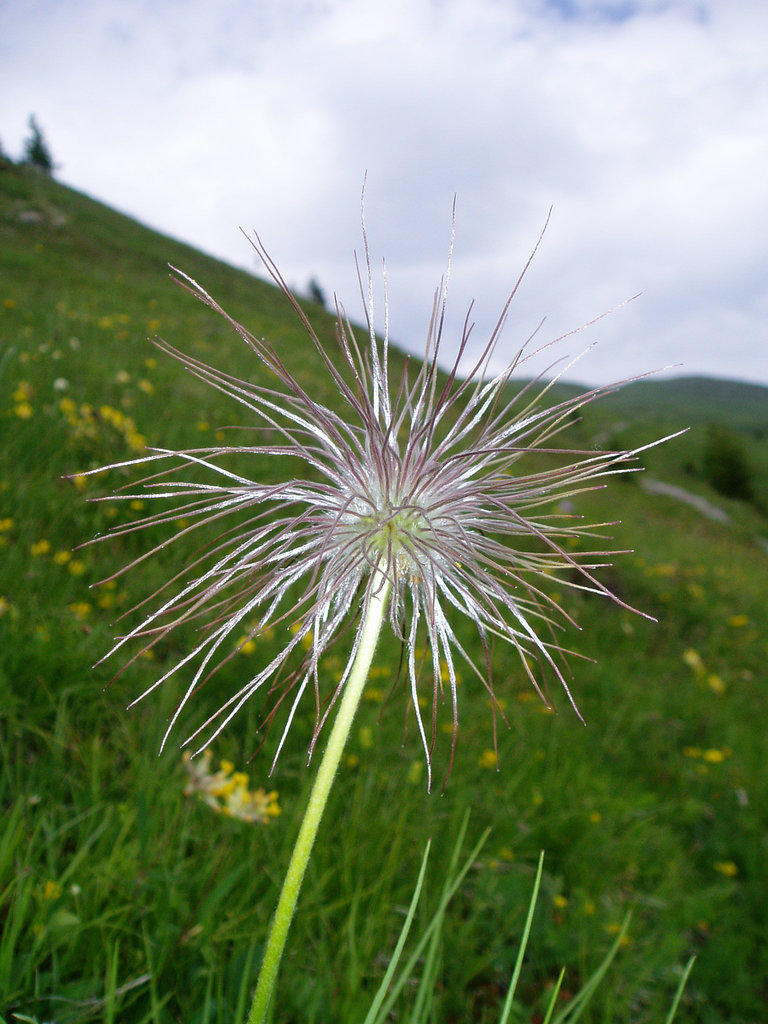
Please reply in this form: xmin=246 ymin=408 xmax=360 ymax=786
xmin=68 ymin=602 xmax=92 ymax=620
xmin=683 ymin=745 xmax=732 ymax=763
xmin=683 ymin=648 xmax=725 ymax=694
xmin=29 ymin=538 xmax=87 ymax=577
xmin=58 ymin=397 xmax=146 ymax=452
xmin=12 ymin=380 xmax=35 ymax=419
xmin=182 ymin=750 xmax=280 ymax=824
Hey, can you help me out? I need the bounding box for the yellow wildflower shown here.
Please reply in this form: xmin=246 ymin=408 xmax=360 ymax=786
xmin=14 ymin=402 xmax=33 ymax=419
xmin=727 ymin=614 xmax=749 ymax=628
xmin=30 ymin=540 xmax=51 ymax=557
xmin=703 ymin=748 xmax=728 ymax=763
xmin=707 ymin=674 xmax=726 ymax=694
xmin=683 ymin=648 xmax=705 ymax=674
xmin=127 ymin=432 xmax=147 ymax=451
xmin=654 ymin=563 xmax=677 ymax=577
xmin=714 ymin=861 xmax=738 ymax=878
xmin=53 ymin=550 xmax=71 ymax=565
xmin=100 ymin=405 xmax=124 ymax=427
xmin=182 ymin=750 xmax=280 ymax=824
xmin=224 ymin=781 xmax=281 ymax=822
xmin=478 ymin=748 xmax=498 ymax=769
xmin=212 ymin=776 xmax=237 ymax=798
xmin=0 ymin=517 xmax=13 ymax=532
xmin=42 ymin=880 xmax=63 ymax=901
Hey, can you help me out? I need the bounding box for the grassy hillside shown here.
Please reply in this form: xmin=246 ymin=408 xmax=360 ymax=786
xmin=2 ymin=161 xmax=768 ymax=1023
xmin=575 ymin=375 xmax=768 ymax=521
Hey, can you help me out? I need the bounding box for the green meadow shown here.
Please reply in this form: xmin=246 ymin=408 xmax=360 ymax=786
xmin=1 ymin=160 xmax=767 ymax=1023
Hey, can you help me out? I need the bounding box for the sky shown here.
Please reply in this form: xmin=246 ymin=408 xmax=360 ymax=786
xmin=2 ymin=0 xmax=767 ymax=388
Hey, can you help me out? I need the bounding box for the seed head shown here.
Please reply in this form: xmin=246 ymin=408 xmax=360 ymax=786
xmin=84 ymin=205 xmax=674 ymax=787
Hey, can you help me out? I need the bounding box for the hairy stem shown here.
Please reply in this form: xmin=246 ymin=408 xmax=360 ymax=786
xmin=247 ymin=563 xmax=391 ymax=1024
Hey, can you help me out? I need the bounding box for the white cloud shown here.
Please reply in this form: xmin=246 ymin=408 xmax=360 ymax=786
xmin=1 ymin=0 xmax=766 ymax=386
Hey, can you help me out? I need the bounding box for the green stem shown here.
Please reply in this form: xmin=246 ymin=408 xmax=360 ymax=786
xmin=247 ymin=564 xmax=391 ymax=1024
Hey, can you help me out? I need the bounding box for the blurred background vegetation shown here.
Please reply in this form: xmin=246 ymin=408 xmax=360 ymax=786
xmin=1 ymin=156 xmax=767 ymax=1023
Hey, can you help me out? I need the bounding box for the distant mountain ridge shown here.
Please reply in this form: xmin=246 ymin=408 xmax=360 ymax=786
xmin=574 ymin=374 xmax=768 ymax=430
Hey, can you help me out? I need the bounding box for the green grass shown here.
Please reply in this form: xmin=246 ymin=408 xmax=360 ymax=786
xmin=2 ymin=160 xmax=768 ymax=1022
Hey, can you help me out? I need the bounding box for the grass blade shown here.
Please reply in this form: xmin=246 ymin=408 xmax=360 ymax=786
xmin=551 ymin=910 xmax=632 ymax=1023
xmin=361 ymin=838 xmax=432 ymax=1024
xmin=664 ymin=956 xmax=696 ymax=1024
xmin=366 ymin=812 xmax=490 ymax=1024
xmin=498 ymin=850 xmax=545 ymax=1024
